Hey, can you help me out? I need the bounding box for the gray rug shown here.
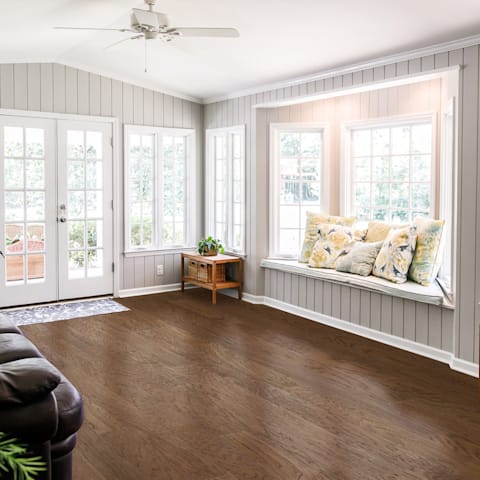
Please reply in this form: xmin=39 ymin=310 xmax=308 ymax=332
xmin=1 ymin=299 xmax=129 ymax=326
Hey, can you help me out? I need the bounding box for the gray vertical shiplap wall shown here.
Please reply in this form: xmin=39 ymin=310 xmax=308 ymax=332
xmin=0 ymin=63 xmax=204 ymax=291
xmin=264 ymin=269 xmax=454 ymax=353
xmin=205 ymin=47 xmax=480 ymax=365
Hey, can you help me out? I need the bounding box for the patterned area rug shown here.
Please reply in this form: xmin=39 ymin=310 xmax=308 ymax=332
xmin=1 ymin=298 xmax=129 ymax=326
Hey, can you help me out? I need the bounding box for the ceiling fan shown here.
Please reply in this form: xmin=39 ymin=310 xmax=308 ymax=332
xmin=54 ymin=0 xmax=240 ymax=49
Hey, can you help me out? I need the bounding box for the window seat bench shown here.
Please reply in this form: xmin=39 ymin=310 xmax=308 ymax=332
xmin=260 ymin=258 xmax=448 ymax=307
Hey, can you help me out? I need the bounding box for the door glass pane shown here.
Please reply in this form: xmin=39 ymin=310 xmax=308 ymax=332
xmin=26 ymin=192 xmax=45 ymax=221
xmin=4 ymin=159 xmax=24 ymax=188
xmin=6 ymin=255 xmax=24 ymax=282
xmin=68 ymin=191 xmax=85 ymax=218
xmin=68 ymin=221 xmax=85 ymax=248
xmin=68 ymin=161 xmax=85 ymax=189
xmin=5 ymin=192 xmax=24 ymax=221
xmin=4 ymin=127 xmax=23 ymax=157
xmin=68 ymin=251 xmax=85 ymax=279
xmin=27 ymin=254 xmax=45 ymax=282
xmin=87 ymin=220 xmax=103 ymax=248
xmin=87 ymin=249 xmax=103 ymax=277
xmin=86 ymin=131 xmax=102 ymax=159
xmin=25 ymin=128 xmax=45 ymax=158
xmin=67 ymin=131 xmax=84 ymax=159
xmin=26 ymin=160 xmax=45 ymax=189
xmin=86 ymin=161 xmax=102 ymax=189
xmin=87 ymin=191 xmax=102 ymax=218
xmin=5 ymin=224 xmax=23 ymax=252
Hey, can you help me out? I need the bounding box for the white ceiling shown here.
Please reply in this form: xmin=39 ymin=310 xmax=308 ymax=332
xmin=1 ymin=0 xmax=480 ymax=102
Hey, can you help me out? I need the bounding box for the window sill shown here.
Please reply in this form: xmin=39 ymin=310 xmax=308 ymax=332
xmin=124 ymin=247 xmax=196 ymax=258
xmin=260 ymin=258 xmax=452 ymax=308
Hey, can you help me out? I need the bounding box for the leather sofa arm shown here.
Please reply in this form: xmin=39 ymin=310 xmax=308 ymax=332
xmin=0 ymin=358 xmax=61 ymax=443
xmin=0 ymin=392 xmax=59 ymax=443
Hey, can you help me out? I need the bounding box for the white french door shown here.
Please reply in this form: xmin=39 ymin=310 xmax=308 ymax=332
xmin=0 ymin=115 xmax=114 ymax=307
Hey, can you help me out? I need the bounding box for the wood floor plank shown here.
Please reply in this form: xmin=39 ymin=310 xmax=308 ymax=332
xmin=20 ymin=290 xmax=480 ymax=480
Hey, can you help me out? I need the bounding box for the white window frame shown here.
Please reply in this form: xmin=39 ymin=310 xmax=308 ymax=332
xmin=205 ymin=125 xmax=246 ymax=255
xmin=342 ymin=114 xmax=437 ymax=224
xmin=269 ymin=123 xmax=329 ymax=258
xmin=124 ymin=125 xmax=196 ymax=254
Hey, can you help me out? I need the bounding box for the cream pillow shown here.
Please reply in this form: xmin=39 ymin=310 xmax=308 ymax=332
xmin=366 ymin=221 xmax=392 ymax=242
xmin=299 ymin=212 xmax=356 ymax=262
xmin=336 ymin=241 xmax=383 ymax=276
xmin=373 ymin=226 xmax=417 ymax=283
xmin=308 ymin=224 xmax=354 ymax=269
xmin=408 ymin=217 xmax=445 ymax=286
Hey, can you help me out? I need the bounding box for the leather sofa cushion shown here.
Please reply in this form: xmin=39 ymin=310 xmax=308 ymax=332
xmin=0 ymin=333 xmax=42 ymax=364
xmin=0 ymin=357 xmax=61 ymax=404
xmin=0 ymin=315 xmax=22 ymax=334
xmin=53 ymin=376 xmax=84 ymax=442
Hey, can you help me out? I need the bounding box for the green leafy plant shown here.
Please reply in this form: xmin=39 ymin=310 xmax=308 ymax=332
xmin=197 ymin=236 xmax=225 ymax=256
xmin=0 ymin=433 xmax=46 ymax=480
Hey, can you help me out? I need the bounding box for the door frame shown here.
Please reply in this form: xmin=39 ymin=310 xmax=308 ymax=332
xmin=0 ymin=108 xmax=121 ymax=299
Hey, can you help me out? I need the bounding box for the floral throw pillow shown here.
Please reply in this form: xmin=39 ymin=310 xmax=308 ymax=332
xmin=408 ymin=217 xmax=445 ymax=286
xmin=299 ymin=212 xmax=356 ymax=263
xmin=308 ymin=224 xmax=354 ymax=269
xmin=373 ymin=226 xmax=417 ymax=283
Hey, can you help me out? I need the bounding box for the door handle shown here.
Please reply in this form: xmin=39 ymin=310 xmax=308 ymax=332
xmin=58 ymin=217 xmax=67 ymax=223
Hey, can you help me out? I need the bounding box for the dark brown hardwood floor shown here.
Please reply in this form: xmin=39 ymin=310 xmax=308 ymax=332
xmin=21 ymin=290 xmax=480 ymax=480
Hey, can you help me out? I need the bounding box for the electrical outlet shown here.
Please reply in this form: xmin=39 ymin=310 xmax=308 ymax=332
xmin=156 ymin=264 xmax=164 ymax=276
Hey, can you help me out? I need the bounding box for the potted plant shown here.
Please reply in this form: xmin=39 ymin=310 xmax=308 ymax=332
xmin=0 ymin=432 xmax=46 ymax=479
xmin=197 ymin=236 xmax=225 ymax=256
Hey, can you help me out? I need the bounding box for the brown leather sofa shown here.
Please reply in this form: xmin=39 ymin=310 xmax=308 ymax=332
xmin=0 ymin=315 xmax=83 ymax=480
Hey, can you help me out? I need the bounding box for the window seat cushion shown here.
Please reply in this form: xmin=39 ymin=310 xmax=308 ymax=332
xmin=260 ymin=258 xmax=446 ymax=306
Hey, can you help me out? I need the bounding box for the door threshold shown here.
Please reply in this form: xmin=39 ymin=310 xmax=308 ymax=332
xmin=0 ymin=295 xmax=114 ymax=312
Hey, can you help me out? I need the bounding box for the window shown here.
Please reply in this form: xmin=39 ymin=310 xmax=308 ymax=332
xmin=269 ymin=124 xmax=326 ymax=257
xmin=346 ymin=117 xmax=434 ymax=226
xmin=206 ymin=126 xmax=245 ymax=254
xmin=124 ymin=126 xmax=195 ymax=252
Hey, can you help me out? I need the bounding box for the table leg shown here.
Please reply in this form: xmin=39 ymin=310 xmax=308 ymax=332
xmin=212 ymin=289 xmax=217 ymax=304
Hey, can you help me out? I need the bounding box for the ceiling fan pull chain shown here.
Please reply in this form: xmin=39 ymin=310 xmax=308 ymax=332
xmin=144 ymin=36 xmax=148 ymax=73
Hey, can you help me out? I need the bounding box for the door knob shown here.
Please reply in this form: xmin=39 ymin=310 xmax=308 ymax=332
xmin=58 ymin=217 xmax=67 ymax=223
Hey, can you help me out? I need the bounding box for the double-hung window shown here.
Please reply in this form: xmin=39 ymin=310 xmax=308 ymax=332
xmin=124 ymin=125 xmax=195 ymax=252
xmin=346 ymin=117 xmax=434 ymax=226
xmin=269 ymin=124 xmax=326 ymax=257
xmin=206 ymin=126 xmax=246 ymax=254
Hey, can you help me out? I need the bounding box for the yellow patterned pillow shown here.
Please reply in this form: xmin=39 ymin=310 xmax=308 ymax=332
xmin=408 ymin=217 xmax=445 ymax=286
xmin=373 ymin=225 xmax=417 ymax=283
xmin=365 ymin=221 xmax=408 ymax=243
xmin=308 ymin=224 xmax=354 ymax=269
xmin=299 ymin=212 xmax=356 ymax=262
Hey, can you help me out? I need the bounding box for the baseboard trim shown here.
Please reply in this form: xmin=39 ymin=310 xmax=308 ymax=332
xmin=242 ymin=293 xmax=266 ymax=304
xmin=118 ymin=283 xmax=189 ymax=298
xmin=263 ymin=296 xmax=479 ymax=378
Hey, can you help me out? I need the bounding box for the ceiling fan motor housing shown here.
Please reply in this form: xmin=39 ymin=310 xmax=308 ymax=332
xmin=131 ymin=9 xmax=170 ymax=32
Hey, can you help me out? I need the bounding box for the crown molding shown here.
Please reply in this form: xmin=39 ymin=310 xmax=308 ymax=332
xmin=202 ymin=33 xmax=480 ymax=104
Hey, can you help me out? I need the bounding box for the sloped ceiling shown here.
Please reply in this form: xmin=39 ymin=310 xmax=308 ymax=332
xmin=1 ymin=0 xmax=480 ymax=102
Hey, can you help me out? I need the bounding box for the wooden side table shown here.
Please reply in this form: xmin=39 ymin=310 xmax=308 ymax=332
xmin=181 ymin=253 xmax=242 ymax=304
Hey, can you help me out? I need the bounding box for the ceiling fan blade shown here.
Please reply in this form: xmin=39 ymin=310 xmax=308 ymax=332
xmin=173 ymin=27 xmax=240 ymax=38
xmin=54 ymin=26 xmax=134 ymax=33
xmin=104 ymin=34 xmax=144 ymax=50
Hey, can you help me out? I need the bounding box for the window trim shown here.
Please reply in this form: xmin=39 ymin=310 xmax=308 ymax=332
xmin=269 ymin=122 xmax=329 ymax=258
xmin=341 ymin=113 xmax=437 ymax=222
xmin=205 ymin=124 xmax=246 ymax=255
xmin=124 ymin=124 xmax=196 ymax=254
